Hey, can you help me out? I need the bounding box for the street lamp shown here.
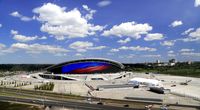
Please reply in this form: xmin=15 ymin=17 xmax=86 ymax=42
xmin=42 ymin=92 xmax=45 ymax=107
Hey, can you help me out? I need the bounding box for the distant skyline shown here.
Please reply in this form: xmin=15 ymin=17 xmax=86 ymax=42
xmin=0 ymin=0 xmax=200 ymax=64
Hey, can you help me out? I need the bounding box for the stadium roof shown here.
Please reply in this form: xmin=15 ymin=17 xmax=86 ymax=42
xmin=46 ymin=58 xmax=125 ymax=71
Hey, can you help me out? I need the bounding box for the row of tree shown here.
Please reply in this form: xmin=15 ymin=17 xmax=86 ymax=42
xmin=124 ymin=62 xmax=200 ymax=77
xmin=0 ymin=81 xmax=16 ymax=86
xmin=0 ymin=80 xmax=32 ymax=87
xmin=0 ymin=64 xmax=52 ymax=72
xmin=34 ymin=82 xmax=54 ymax=91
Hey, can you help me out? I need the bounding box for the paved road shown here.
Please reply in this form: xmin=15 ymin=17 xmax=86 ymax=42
xmin=0 ymin=95 xmax=143 ymax=110
xmin=1 ymin=87 xmax=199 ymax=110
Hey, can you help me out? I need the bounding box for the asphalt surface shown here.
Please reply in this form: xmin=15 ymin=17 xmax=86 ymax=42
xmin=0 ymin=95 xmax=145 ymax=110
xmin=97 ymin=84 xmax=135 ymax=89
xmin=1 ymin=87 xmax=200 ymax=110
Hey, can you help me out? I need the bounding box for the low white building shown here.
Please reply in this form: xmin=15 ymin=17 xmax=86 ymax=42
xmin=128 ymin=77 xmax=163 ymax=87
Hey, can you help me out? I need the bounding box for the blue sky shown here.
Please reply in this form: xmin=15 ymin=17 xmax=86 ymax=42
xmin=0 ymin=0 xmax=200 ymax=64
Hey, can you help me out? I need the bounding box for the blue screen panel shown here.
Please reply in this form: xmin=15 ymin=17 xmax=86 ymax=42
xmin=61 ymin=62 xmax=110 ymax=74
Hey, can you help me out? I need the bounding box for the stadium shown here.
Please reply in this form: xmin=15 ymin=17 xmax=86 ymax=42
xmin=38 ymin=58 xmax=127 ymax=81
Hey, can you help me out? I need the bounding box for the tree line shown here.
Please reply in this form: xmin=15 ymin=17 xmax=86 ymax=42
xmin=0 ymin=62 xmax=199 ymax=77
xmin=0 ymin=64 xmax=52 ymax=72
xmin=124 ymin=62 xmax=200 ymax=77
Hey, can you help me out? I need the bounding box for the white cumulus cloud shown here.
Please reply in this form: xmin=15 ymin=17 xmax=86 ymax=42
xmin=75 ymin=53 xmax=83 ymax=56
xmin=0 ymin=43 xmax=6 ymax=50
xmin=38 ymin=36 xmax=47 ymax=40
xmin=69 ymin=41 xmax=106 ymax=52
xmin=181 ymin=52 xmax=200 ymax=57
xmin=97 ymin=0 xmax=111 ymax=7
xmin=167 ymin=50 xmax=176 ymax=57
xmin=89 ymin=46 xmax=106 ymax=50
xmin=13 ymin=34 xmax=38 ymax=42
xmin=69 ymin=41 xmax=93 ymax=52
xmin=0 ymin=24 xmax=2 ymax=28
xmin=168 ymin=50 xmax=174 ymax=54
xmin=144 ymin=33 xmax=164 ymax=41
xmin=195 ymin=0 xmax=200 ymax=7
xmin=0 ymin=43 xmax=6 ymax=55
xmin=118 ymin=46 xmax=156 ymax=51
xmin=82 ymin=5 xmax=96 ymax=20
xmin=102 ymin=21 xmax=152 ymax=39
xmin=170 ymin=20 xmax=183 ymax=27
xmin=11 ymin=30 xmax=48 ymax=42
xmin=180 ymin=38 xmax=200 ymax=42
xmin=117 ymin=38 xmax=131 ymax=44
xmin=181 ymin=28 xmax=194 ymax=35
xmin=161 ymin=40 xmax=175 ymax=46
xmin=168 ymin=54 xmax=176 ymax=57
xmin=179 ymin=27 xmax=200 ymax=42
xmin=10 ymin=30 xmax=18 ymax=35
xmin=110 ymin=48 xmax=119 ymax=52
xmin=142 ymin=54 xmax=161 ymax=58
xmin=10 ymin=11 xmax=32 ymax=21
xmin=179 ymin=48 xmax=194 ymax=52
xmin=179 ymin=49 xmax=199 ymax=57
xmin=189 ymin=28 xmax=200 ymax=38
xmin=33 ymin=3 xmax=104 ymax=40
xmin=8 ymin=43 xmax=68 ymax=54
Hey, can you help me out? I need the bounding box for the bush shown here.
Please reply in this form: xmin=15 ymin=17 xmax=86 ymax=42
xmin=34 ymin=82 xmax=54 ymax=91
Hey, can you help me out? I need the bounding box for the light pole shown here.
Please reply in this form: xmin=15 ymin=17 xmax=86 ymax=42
xmin=42 ymin=92 xmax=45 ymax=108
xmin=70 ymin=82 xmax=71 ymax=94
xmin=62 ymin=81 xmax=64 ymax=109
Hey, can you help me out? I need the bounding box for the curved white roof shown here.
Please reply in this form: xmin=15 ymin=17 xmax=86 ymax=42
xmin=46 ymin=58 xmax=125 ymax=70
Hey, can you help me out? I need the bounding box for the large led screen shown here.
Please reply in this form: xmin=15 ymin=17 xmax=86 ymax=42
xmin=61 ymin=62 xmax=111 ymax=74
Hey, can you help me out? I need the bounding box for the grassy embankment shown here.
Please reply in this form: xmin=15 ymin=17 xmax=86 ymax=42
xmin=0 ymin=101 xmax=42 ymax=110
